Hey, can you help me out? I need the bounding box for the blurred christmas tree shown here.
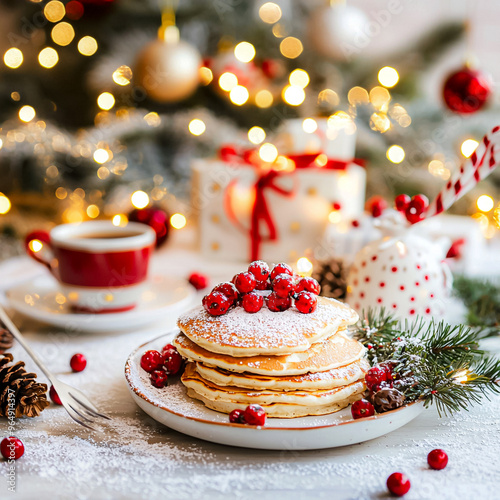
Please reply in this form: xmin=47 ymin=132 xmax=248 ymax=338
xmin=0 ymin=0 xmax=499 ymax=240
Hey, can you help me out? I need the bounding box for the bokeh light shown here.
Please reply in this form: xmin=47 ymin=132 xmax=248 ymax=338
xmin=78 ymin=36 xmax=98 ymax=56
xmin=229 ymin=85 xmax=249 ymax=105
xmin=282 ymin=85 xmax=305 ymax=106
xmin=0 ymin=193 xmax=11 ymax=214
xmin=259 ymin=2 xmax=282 ymax=24
xmin=38 ymin=47 xmax=59 ymax=68
xmin=112 ymin=65 xmax=133 ymax=86
xmin=44 ymin=1 xmax=65 ymax=22
xmin=188 ymin=118 xmax=206 ymax=136
xmin=378 ymin=66 xmax=399 ymax=88
xmin=255 ymin=89 xmax=273 ymax=108
xmin=280 ymin=37 xmax=303 ymax=59
xmin=97 ymin=92 xmax=115 ymax=110
xmin=289 ymin=69 xmax=309 ymax=88
xmin=234 ymin=42 xmax=256 ymax=63
xmin=3 ymin=48 xmax=23 ymax=69
xmin=259 ymin=143 xmax=278 ymax=162
xmin=170 ymin=213 xmax=187 ymax=229
xmin=51 ymin=22 xmax=75 ymax=46
xmin=218 ymin=72 xmax=238 ymax=91
xmin=19 ymin=105 xmax=36 ymax=122
xmin=386 ymin=145 xmax=405 ymax=163
xmin=461 ymin=139 xmax=479 ymax=158
xmin=248 ymin=126 xmax=266 ymax=144
xmin=477 ymin=194 xmax=494 ymax=212
xmin=131 ymin=191 xmax=150 ymax=209
xmin=302 ymin=118 xmax=317 ymax=133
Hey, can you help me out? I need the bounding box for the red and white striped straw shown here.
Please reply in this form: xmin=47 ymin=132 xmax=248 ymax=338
xmin=426 ymin=125 xmax=500 ymax=218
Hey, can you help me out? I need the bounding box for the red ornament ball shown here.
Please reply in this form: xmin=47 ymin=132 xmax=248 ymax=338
xmin=294 ymin=291 xmax=317 ymax=314
xmin=351 ymin=399 xmax=375 ymax=419
xmin=65 ymin=0 xmax=85 ymax=20
xmin=212 ymin=282 xmax=239 ymax=305
xmin=229 ymin=409 xmax=245 ymax=423
xmin=267 ymin=292 xmax=291 ymax=312
xmin=244 ymin=404 xmax=266 ymax=426
xmin=140 ymin=350 xmax=164 ymax=373
xmin=387 ymin=472 xmax=411 ymax=497
xmin=242 ymin=292 xmax=264 ymax=313
xmin=150 ymin=369 xmax=168 ymax=388
xmin=70 ymin=353 xmax=87 ymax=372
xmin=234 ymin=272 xmax=256 ymax=294
xmin=49 ymin=385 xmax=62 ymax=405
xmin=427 ymin=449 xmax=448 ymax=470
xmin=295 ymin=277 xmax=321 ymax=295
xmin=162 ymin=344 xmax=183 ymax=375
xmin=270 ymin=263 xmax=293 ymax=281
xmin=443 ymin=67 xmax=492 ymax=114
xmin=203 ymin=291 xmax=231 ymax=316
xmin=1 ymin=436 xmax=24 ymax=460
xmin=188 ymin=272 xmax=209 ymax=290
xmin=128 ymin=208 xmax=170 ymax=247
xmin=248 ymin=260 xmax=270 ymax=281
xmin=405 ymin=194 xmax=429 ymax=224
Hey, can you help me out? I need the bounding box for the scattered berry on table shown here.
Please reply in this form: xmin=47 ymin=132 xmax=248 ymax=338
xmin=188 ymin=272 xmax=209 ymax=290
xmin=0 ymin=436 xmax=24 ymax=460
xmin=49 ymin=385 xmax=62 ymax=405
xmin=150 ymin=369 xmax=168 ymax=388
xmin=386 ymin=472 xmax=411 ymax=496
xmin=70 ymin=353 xmax=87 ymax=372
xmin=427 ymin=449 xmax=448 ymax=470
xmin=229 ymin=409 xmax=245 ymax=423
xmin=162 ymin=344 xmax=183 ymax=375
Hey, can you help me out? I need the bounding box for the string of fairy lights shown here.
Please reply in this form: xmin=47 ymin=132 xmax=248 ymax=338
xmin=0 ymin=1 xmax=498 ymax=240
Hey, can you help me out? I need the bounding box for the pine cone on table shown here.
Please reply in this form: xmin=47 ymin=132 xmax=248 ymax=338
xmin=0 ymin=328 xmax=14 ymax=353
xmin=0 ymin=353 xmax=49 ymax=418
xmin=313 ymin=259 xmax=347 ymax=300
xmin=371 ymin=388 xmax=406 ymax=413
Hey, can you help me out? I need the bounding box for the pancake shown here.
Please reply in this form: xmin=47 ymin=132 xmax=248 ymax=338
xmin=173 ymin=330 xmax=365 ymax=376
xmin=194 ymin=358 xmax=370 ymax=392
xmin=182 ymin=363 xmax=365 ymax=418
xmin=177 ymin=296 xmax=358 ymax=357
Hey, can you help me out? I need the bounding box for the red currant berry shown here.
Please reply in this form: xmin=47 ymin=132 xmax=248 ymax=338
xmin=427 ymin=449 xmax=448 ymax=470
xmin=70 ymin=353 xmax=87 ymax=372
xmin=0 ymin=437 xmax=24 ymax=460
xmin=162 ymin=344 xmax=183 ymax=375
xmin=295 ymin=277 xmax=321 ymax=295
xmin=365 ymin=366 xmax=390 ymax=391
xmin=294 ymin=291 xmax=318 ymax=314
xmin=270 ymin=263 xmax=293 ymax=281
xmin=140 ymin=350 xmax=164 ymax=373
xmin=386 ymin=472 xmax=411 ymax=497
xmin=203 ymin=291 xmax=231 ymax=316
xmin=242 ymin=292 xmax=264 ymax=313
xmin=244 ymin=404 xmax=266 ymax=426
xmin=49 ymin=385 xmax=62 ymax=405
xmin=365 ymin=195 xmax=388 ymax=218
xmin=272 ymin=273 xmax=295 ymax=298
xmin=267 ymin=292 xmax=292 ymax=312
xmin=229 ymin=409 xmax=245 ymax=423
xmin=351 ymin=399 xmax=375 ymax=419
xmin=150 ymin=369 xmax=168 ymax=388
xmin=248 ymin=260 xmax=270 ymax=281
xmin=254 ymin=279 xmax=271 ymax=290
xmin=188 ymin=272 xmax=209 ymax=290
xmin=212 ymin=282 xmax=239 ymax=304
xmin=395 ymin=194 xmax=411 ymax=212
xmin=234 ymin=272 xmax=256 ymax=294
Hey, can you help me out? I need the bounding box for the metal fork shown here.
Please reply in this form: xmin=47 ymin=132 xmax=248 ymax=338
xmin=0 ymin=306 xmax=110 ymax=431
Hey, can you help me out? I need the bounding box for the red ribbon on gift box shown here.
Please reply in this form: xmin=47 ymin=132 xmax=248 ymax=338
xmin=219 ymin=145 xmax=364 ymax=261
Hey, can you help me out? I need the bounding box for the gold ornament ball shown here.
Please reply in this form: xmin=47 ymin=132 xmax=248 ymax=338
xmin=135 ymin=39 xmax=202 ymax=103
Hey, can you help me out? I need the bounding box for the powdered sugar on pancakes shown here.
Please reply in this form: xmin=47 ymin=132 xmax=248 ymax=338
xmin=178 ymin=296 xmax=358 ymax=357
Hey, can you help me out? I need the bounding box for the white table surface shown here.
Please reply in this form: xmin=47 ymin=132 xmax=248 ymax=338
xmin=1 ymin=230 xmax=499 ymax=500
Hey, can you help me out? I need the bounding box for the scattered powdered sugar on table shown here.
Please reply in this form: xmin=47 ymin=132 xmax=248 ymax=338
xmin=1 ymin=298 xmax=500 ymax=499
xmin=179 ymin=297 xmax=353 ymax=350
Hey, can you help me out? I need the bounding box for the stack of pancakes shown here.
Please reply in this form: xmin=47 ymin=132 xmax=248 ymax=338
xmin=174 ymin=296 xmax=369 ymax=418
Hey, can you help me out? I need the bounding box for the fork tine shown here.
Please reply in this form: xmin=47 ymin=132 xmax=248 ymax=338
xmin=63 ymin=404 xmax=99 ymax=431
xmin=68 ymin=403 xmax=96 ymax=424
xmin=69 ymin=392 xmax=111 ymax=420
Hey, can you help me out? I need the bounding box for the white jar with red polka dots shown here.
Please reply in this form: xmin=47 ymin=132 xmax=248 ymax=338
xmin=346 ymin=218 xmax=452 ymax=320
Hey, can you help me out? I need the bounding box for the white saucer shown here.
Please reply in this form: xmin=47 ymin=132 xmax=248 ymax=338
xmin=125 ymin=331 xmax=425 ymax=451
xmin=5 ymin=275 xmax=195 ymax=333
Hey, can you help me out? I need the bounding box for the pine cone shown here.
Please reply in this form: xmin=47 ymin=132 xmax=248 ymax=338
xmin=0 ymin=353 xmax=49 ymax=418
xmin=313 ymin=259 xmax=347 ymax=300
xmin=371 ymin=388 xmax=406 ymax=413
xmin=0 ymin=328 xmax=14 ymax=353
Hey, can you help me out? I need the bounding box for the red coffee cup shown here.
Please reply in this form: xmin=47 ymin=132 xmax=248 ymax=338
xmin=25 ymin=221 xmax=156 ymax=313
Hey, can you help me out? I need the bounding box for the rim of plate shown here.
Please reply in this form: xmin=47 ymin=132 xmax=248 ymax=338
xmin=125 ymin=331 xmax=423 ymax=431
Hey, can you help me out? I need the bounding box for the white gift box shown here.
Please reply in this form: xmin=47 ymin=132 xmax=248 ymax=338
xmin=191 ymin=158 xmax=366 ymax=263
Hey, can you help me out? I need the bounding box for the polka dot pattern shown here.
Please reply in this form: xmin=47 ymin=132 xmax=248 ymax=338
xmin=346 ymin=231 xmax=450 ymax=320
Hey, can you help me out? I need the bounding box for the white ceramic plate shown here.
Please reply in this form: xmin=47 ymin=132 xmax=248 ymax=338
xmin=5 ymin=275 xmax=195 ymax=333
xmin=125 ymin=331 xmax=425 ymax=451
